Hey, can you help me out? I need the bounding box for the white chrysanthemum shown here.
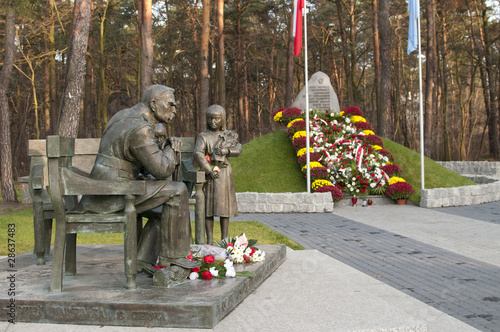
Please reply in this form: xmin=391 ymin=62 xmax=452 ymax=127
xmin=209 ymin=267 xmax=219 ymax=277
xmin=226 ymin=266 xmax=236 ymax=277
xmin=189 ymin=272 xmax=199 ymax=280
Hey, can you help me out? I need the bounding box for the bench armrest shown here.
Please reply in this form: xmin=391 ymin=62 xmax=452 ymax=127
xmin=60 ymin=167 xmax=146 ymax=196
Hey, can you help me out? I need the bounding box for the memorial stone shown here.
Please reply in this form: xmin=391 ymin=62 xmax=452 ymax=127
xmin=291 ymin=71 xmax=341 ymax=113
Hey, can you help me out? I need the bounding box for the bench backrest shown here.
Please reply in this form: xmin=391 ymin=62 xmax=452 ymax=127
xmin=29 ymin=138 xmax=100 ymax=189
xmin=28 ymin=137 xmax=200 ymax=189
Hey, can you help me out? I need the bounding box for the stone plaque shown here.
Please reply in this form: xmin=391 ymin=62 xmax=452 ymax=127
xmin=291 ymin=71 xmax=341 ymax=113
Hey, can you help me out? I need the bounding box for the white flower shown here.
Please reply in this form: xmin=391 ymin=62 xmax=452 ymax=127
xmin=209 ymin=266 xmax=219 ymax=277
xmin=189 ymin=272 xmax=199 ymax=280
xmin=225 ymin=266 xmax=236 ymax=278
xmin=224 ymin=259 xmax=234 ymax=269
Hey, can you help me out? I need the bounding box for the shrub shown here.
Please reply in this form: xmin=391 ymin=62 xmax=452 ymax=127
xmin=385 ymin=181 xmax=415 ymax=200
xmin=342 ymin=106 xmax=364 ymax=117
xmin=315 ymin=185 xmax=344 ymax=202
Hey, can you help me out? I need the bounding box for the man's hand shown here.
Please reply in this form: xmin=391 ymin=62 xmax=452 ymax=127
xmin=167 ymin=137 xmax=183 ymax=152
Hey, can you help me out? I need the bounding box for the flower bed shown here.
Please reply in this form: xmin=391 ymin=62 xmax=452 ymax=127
xmin=272 ymin=106 xmax=414 ymax=203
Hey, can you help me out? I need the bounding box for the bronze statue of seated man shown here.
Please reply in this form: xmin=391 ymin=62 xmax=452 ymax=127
xmin=78 ymin=85 xmax=200 ymax=274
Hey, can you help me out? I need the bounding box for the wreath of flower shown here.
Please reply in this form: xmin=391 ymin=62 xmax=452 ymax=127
xmin=297 ymin=152 xmax=322 ymax=167
xmin=293 ymin=136 xmax=315 ymax=150
xmin=385 ymin=181 xmax=415 ymax=200
xmin=221 ymin=233 xmax=265 ymax=264
xmin=297 ymin=147 xmax=314 ymax=157
xmin=354 ymin=121 xmax=373 ymax=131
xmin=378 ymin=149 xmax=394 ymax=161
xmin=311 ymin=179 xmax=333 ymax=191
xmin=382 ymin=164 xmax=403 ymax=176
xmin=389 ymin=176 xmax=406 ymax=185
xmin=314 ymin=184 xmax=344 ymax=202
xmin=363 ymin=134 xmax=384 ymax=148
xmin=342 ymin=106 xmax=364 ymax=117
xmin=302 ymin=161 xmax=324 ymax=172
xmin=281 ymin=107 xmax=303 ymax=124
xmin=292 ymin=130 xmax=307 ymax=140
xmin=350 ymin=115 xmax=366 ymax=123
xmin=287 ymin=119 xmax=306 ymax=137
xmin=309 ymin=166 xmax=329 ymax=181
xmin=271 ymin=105 xmax=409 ymax=199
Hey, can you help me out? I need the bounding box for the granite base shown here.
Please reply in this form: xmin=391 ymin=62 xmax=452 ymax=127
xmin=1 ymin=244 xmax=285 ymax=328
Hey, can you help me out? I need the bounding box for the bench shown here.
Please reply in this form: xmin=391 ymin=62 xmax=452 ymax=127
xmin=28 ymin=137 xmax=206 ymax=266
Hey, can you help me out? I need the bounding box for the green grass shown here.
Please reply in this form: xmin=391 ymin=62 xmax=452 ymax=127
xmin=232 ymin=130 xmax=306 ymax=192
xmin=382 ymin=138 xmax=476 ymax=204
xmin=0 ymin=209 xmax=303 ymax=255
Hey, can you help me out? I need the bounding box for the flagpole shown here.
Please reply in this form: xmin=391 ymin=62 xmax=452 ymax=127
xmin=417 ymin=0 xmax=424 ymax=190
xmin=304 ymin=1 xmax=310 ymax=193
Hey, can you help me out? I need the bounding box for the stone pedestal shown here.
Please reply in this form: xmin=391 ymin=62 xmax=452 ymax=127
xmin=0 ymin=244 xmax=285 ymax=328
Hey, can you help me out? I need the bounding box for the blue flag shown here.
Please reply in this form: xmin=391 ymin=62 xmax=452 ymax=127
xmin=407 ymin=0 xmax=419 ymax=54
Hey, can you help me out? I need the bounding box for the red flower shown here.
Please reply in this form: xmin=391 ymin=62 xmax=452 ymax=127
xmin=226 ymin=243 xmax=234 ymax=249
xmin=153 ymin=265 xmax=165 ymax=269
xmin=192 ymin=267 xmax=200 ymax=273
xmin=187 ymin=251 xmax=193 ymax=260
xmin=205 ymin=154 xmax=211 ymax=163
xmin=204 ymin=255 xmax=215 ymax=264
xmin=202 ymin=271 xmax=212 ymax=280
xmin=243 ymin=255 xmax=251 ymax=263
xmin=249 ymin=247 xmax=256 ymax=255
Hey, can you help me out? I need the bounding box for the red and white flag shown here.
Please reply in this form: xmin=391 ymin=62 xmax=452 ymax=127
xmin=293 ymin=0 xmax=304 ymax=57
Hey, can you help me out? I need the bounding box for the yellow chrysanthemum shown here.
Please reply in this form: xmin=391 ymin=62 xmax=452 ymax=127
xmin=350 ymin=115 xmax=367 ymax=123
xmin=297 ymin=147 xmax=314 ymax=157
xmin=372 ymin=145 xmax=382 ymax=150
xmin=339 ymin=111 xmax=345 ymax=116
xmin=273 ymin=111 xmax=283 ymax=122
xmin=287 ymin=118 xmax=304 ymax=128
xmin=386 ymin=161 xmax=393 ymax=165
xmin=302 ymin=161 xmax=324 ymax=172
xmin=293 ymin=131 xmax=307 ymax=140
xmin=312 ymin=179 xmax=333 ymax=190
xmin=389 ymin=176 xmax=406 ymax=185
xmin=362 ymin=130 xmax=375 ymax=136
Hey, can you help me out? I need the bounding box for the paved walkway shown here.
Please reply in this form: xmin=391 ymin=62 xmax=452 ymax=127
xmin=232 ymin=202 xmax=500 ymax=332
xmin=2 ymin=202 xmax=498 ymax=331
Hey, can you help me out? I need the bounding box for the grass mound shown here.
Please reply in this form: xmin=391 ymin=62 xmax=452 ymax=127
xmin=232 ymin=130 xmax=306 ymax=193
xmin=233 ymin=130 xmax=476 ymax=205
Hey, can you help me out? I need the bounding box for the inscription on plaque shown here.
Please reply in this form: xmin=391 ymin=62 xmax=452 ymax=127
xmin=309 ymin=86 xmax=331 ymax=110
xmin=291 ymin=71 xmax=341 ymax=113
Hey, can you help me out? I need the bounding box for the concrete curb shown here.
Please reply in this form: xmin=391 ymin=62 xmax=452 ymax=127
xmin=420 ymin=161 xmax=500 ymax=208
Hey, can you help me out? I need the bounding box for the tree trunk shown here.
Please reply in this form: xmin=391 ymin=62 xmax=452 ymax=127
xmin=372 ymin=0 xmax=380 ymax=127
xmin=478 ymin=1 xmax=500 ymax=158
xmin=49 ymin=0 xmax=58 ymax=135
xmin=138 ymin=0 xmax=153 ymax=97
xmin=335 ymin=0 xmax=353 ymax=105
xmin=0 ymin=2 xmax=18 ymax=202
xmin=424 ymin=0 xmax=437 ymax=158
xmin=236 ymin=1 xmax=246 ymax=142
xmin=82 ymin=1 xmax=95 ymax=138
xmin=97 ymin=0 xmax=112 ymax=136
xmin=57 ymin=0 xmax=92 ymax=138
xmin=199 ymin=0 xmax=211 ymax=132
xmin=216 ymin=0 xmax=226 ymax=109
xmin=441 ymin=10 xmax=451 ymax=161
xmin=377 ymin=0 xmax=393 ymax=138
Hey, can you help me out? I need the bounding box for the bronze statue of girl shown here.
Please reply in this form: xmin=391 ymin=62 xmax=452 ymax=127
xmin=194 ymin=105 xmax=242 ymax=244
